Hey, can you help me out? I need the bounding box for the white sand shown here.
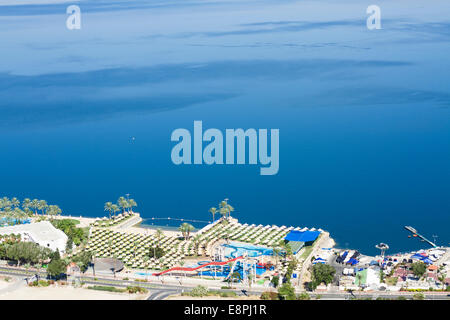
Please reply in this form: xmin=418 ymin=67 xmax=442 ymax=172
xmin=0 ymin=286 xmax=147 ymax=300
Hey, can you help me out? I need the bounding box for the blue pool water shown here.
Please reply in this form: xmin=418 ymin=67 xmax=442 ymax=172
xmin=223 ymin=242 xmax=273 ymax=259
xmin=0 ymin=218 xmax=31 ymax=227
xmin=199 ymin=261 xmax=267 ymax=279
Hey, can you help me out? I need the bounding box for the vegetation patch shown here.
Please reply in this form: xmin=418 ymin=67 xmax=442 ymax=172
xmin=87 ymin=285 xmax=127 ymax=293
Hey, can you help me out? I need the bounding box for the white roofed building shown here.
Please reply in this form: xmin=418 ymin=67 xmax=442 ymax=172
xmin=0 ymin=221 xmax=68 ymax=253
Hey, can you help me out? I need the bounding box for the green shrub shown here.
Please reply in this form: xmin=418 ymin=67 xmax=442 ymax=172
xmin=126 ymin=286 xmax=148 ymax=294
xmin=297 ymin=292 xmax=310 ymax=300
xmin=412 ymin=293 xmax=425 ymax=300
xmin=38 ymin=280 xmax=50 ymax=287
xmin=87 ymin=285 xmax=126 ymax=293
xmin=189 ymin=285 xmax=209 ymax=297
xmin=219 ymin=291 xmax=237 ymax=298
xmin=260 ymin=291 xmax=278 ymax=300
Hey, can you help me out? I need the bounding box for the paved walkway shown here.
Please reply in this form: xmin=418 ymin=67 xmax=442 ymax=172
xmin=0 ymin=277 xmax=27 ymax=297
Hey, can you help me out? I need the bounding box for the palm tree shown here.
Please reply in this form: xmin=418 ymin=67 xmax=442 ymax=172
xmin=272 ymin=247 xmax=282 ymax=268
xmin=219 ymin=206 xmax=228 ymax=220
xmin=30 ymin=199 xmax=39 ymax=215
xmin=13 ymin=208 xmax=27 ymax=224
xmin=104 ymin=202 xmax=113 ymax=219
xmin=111 ymin=204 xmax=120 ymax=218
xmin=193 ymin=234 xmax=202 ymax=255
xmin=128 ymin=199 xmax=137 ymax=213
xmin=47 ymin=205 xmax=62 ymax=218
xmin=219 ymin=199 xmax=234 ymax=219
xmin=179 ymin=223 xmax=195 ymax=241
xmin=209 ymin=207 xmax=217 ymax=222
xmin=117 ymin=197 xmax=128 ymax=214
xmin=38 ymin=200 xmax=48 ymax=215
xmin=1 ymin=197 xmax=11 ymax=211
xmin=107 ymin=240 xmax=113 ymax=257
xmin=279 ymin=240 xmax=292 ymax=262
xmin=10 ymin=197 xmax=20 ymax=209
xmin=231 ymin=271 xmax=241 ymax=285
xmin=22 ymin=198 xmax=31 ymax=211
xmin=155 ymin=228 xmax=163 ymax=246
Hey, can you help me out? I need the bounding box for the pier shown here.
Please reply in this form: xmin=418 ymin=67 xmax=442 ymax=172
xmin=404 ymin=226 xmax=437 ymax=248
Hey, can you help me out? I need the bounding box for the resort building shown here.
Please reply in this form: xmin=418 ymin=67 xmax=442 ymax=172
xmin=0 ymin=221 xmax=68 ymax=253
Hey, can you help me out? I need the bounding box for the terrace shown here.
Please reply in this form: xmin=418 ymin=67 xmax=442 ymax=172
xmin=85 ymin=218 xmax=323 ymax=274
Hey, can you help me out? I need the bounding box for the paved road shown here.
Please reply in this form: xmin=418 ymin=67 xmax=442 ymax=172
xmin=0 ymin=266 xmax=448 ymax=300
xmin=147 ymin=289 xmax=181 ymax=300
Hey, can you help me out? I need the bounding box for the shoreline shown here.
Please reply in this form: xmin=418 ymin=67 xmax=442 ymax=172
xmin=30 ymin=214 xmax=440 ymax=258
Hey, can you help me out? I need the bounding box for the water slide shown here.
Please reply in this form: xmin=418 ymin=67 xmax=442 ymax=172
xmin=152 ymin=256 xmax=244 ymax=276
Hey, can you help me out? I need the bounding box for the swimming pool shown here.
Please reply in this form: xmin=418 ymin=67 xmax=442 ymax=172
xmin=198 ymin=261 xmax=267 ymax=278
xmin=222 ymin=242 xmax=273 ymax=259
xmin=0 ymin=217 xmax=31 ymax=227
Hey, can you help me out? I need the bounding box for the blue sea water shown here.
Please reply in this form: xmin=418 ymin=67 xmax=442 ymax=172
xmin=0 ymin=0 xmax=449 ymax=255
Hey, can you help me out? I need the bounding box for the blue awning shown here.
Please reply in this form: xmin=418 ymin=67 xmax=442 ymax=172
xmin=284 ymin=230 xmax=321 ymax=242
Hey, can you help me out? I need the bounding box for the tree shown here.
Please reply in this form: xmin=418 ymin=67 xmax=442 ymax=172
xmin=219 ymin=199 xmax=234 ymax=219
xmin=411 ymin=262 xmax=427 ymax=278
xmin=10 ymin=197 xmax=20 ymax=209
xmin=155 ymin=228 xmax=163 ymax=245
xmin=38 ymin=200 xmax=48 ymax=215
xmin=47 ymin=258 xmax=67 ymax=279
xmin=117 ymin=197 xmax=128 ymax=214
xmin=271 ymin=275 xmax=280 ymax=288
xmin=22 ymin=198 xmax=31 ymax=212
xmin=310 ymin=264 xmax=336 ymax=291
xmin=148 ymin=247 xmax=164 ymax=259
xmin=30 ymin=199 xmax=39 ymax=215
xmin=193 ymin=234 xmax=202 ymax=255
xmin=111 ymin=204 xmax=119 ymax=218
xmin=179 ymin=223 xmax=194 ymax=241
xmin=5 ymin=242 xmax=52 ymax=266
xmin=209 ymin=207 xmax=217 ymax=222
xmin=51 ymin=219 xmax=87 ymax=246
xmin=438 ymin=272 xmax=447 ymax=289
xmin=104 ymin=202 xmax=113 ymax=219
xmin=128 ymin=199 xmax=137 ymax=213
xmin=71 ymin=251 xmax=92 ymax=273
xmin=278 ymin=281 xmax=296 ymax=300
xmin=272 ymin=247 xmax=282 ymax=268
xmin=47 ymin=205 xmax=62 ymax=218
xmin=66 ymin=238 xmax=73 ymax=253
xmin=231 ymin=271 xmax=241 ymax=283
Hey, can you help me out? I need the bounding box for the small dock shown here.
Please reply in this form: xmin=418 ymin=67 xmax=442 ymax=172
xmin=404 ymin=226 xmax=437 ymax=248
